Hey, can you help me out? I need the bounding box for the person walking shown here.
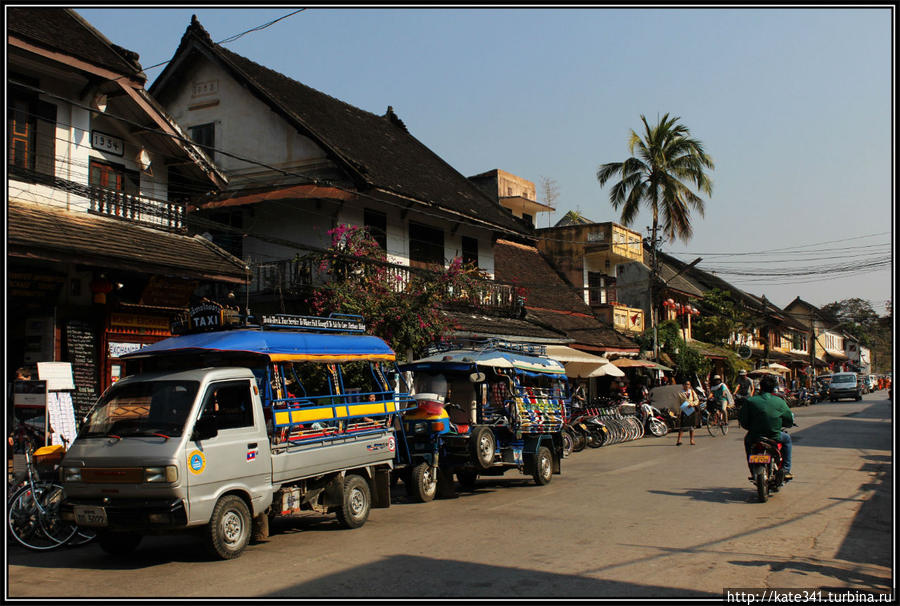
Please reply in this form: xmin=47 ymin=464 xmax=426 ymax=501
xmin=675 ymin=380 xmax=701 ymax=446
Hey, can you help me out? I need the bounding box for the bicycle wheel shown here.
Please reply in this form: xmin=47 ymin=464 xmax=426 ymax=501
xmin=68 ymin=527 xmax=97 ymax=547
xmin=719 ymin=417 xmax=729 ymax=436
xmin=705 ymin=412 xmax=716 ymax=437
xmin=8 ymin=483 xmax=78 ymax=550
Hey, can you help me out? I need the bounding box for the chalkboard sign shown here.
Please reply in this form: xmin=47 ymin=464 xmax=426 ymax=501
xmin=66 ymin=320 xmax=98 ymax=419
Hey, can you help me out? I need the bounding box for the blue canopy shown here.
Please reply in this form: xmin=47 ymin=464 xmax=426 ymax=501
xmin=401 ymin=348 xmax=566 ymax=376
xmin=120 ymin=329 xmax=396 ymax=362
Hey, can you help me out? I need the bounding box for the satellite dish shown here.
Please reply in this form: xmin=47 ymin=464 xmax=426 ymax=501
xmin=738 ymin=345 xmax=752 ymax=359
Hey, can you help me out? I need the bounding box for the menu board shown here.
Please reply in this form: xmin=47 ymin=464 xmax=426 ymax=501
xmin=66 ymin=320 xmax=98 ymax=419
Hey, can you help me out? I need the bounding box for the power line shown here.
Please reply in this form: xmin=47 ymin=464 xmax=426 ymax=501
xmin=115 ymin=9 xmax=308 ymax=76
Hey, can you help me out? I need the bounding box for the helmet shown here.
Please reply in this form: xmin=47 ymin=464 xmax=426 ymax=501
xmin=739 ymin=370 xmax=747 ymax=376
xmin=712 ymin=374 xmax=721 ymax=381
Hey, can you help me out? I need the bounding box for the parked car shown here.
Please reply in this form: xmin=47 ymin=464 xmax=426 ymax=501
xmin=829 ymin=372 xmax=862 ymax=402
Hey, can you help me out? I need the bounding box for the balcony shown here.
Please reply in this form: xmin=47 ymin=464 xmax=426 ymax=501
xmin=246 ymin=256 xmax=522 ymax=316
xmin=89 ymin=186 xmax=185 ymax=230
xmin=592 ymin=302 xmax=645 ymax=334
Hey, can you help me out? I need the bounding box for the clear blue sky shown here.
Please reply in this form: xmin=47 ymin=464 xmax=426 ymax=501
xmin=74 ymin=6 xmax=894 ymax=313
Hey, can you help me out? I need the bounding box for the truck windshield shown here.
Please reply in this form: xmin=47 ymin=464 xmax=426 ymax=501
xmin=79 ymin=380 xmax=199 ymax=438
xmin=413 ymin=373 xmax=448 ymax=399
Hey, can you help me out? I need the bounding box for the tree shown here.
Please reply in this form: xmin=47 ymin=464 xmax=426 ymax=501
xmin=306 ymin=224 xmax=488 ymax=361
xmin=596 ymin=113 xmax=714 ymax=245
xmin=693 ymin=288 xmax=755 ymax=346
xmin=539 ymin=176 xmax=560 ymax=228
xmin=820 ymin=298 xmax=880 ymax=347
xmin=597 ymin=113 xmax=715 ymax=359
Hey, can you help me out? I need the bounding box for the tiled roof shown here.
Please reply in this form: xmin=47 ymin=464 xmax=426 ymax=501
xmin=8 ymin=200 xmax=248 ymax=283
xmin=494 ymin=239 xmax=640 ymax=352
xmin=443 ymin=311 xmax=566 ymax=342
xmin=151 ymin=18 xmax=529 ymax=236
xmin=7 ymin=8 xmax=145 ymax=79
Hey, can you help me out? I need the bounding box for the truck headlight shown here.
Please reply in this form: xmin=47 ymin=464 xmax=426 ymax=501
xmin=145 ymin=466 xmax=178 ymax=483
xmin=63 ymin=467 xmax=82 ymax=482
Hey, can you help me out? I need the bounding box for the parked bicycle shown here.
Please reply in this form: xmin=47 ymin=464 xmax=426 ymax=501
xmin=7 ymin=436 xmax=95 ymax=550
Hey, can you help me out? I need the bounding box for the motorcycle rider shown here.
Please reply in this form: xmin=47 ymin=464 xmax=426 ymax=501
xmin=738 ymin=374 xmax=794 ymax=481
xmin=733 ymin=369 xmax=755 ymax=399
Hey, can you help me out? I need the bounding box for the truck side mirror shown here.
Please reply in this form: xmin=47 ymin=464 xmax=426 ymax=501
xmin=191 ymin=415 xmax=218 ymax=441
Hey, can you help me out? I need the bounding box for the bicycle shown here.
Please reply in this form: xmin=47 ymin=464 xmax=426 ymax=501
xmin=7 ymin=437 xmax=95 ymax=550
xmin=705 ymin=405 xmax=729 ymax=436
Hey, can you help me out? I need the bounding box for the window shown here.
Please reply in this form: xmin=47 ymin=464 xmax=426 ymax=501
xmin=339 ymin=362 xmax=386 ymax=402
xmin=189 ymin=123 xmax=215 ymax=158
xmin=89 ymin=159 xmax=139 ymax=194
xmin=364 ymin=209 xmax=387 ymax=249
xmin=461 ymin=236 xmax=478 ymax=268
xmin=409 ymin=222 xmax=445 ymax=270
xmin=521 ymin=213 xmax=534 ymax=226
xmin=588 ymin=272 xmax=616 ymax=306
xmin=202 ymin=381 xmax=254 ymax=430
xmin=7 ymin=82 xmax=56 ymax=177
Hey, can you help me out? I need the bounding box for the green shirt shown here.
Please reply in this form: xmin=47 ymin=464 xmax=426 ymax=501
xmin=739 ymin=392 xmax=793 ymax=440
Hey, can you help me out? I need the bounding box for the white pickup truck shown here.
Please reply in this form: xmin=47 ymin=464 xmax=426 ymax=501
xmin=60 ymin=316 xmax=412 ymax=559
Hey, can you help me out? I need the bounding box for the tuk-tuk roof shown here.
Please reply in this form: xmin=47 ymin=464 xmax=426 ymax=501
xmin=401 ymin=348 xmax=566 ymax=375
xmin=120 ymin=329 xmax=396 ymax=363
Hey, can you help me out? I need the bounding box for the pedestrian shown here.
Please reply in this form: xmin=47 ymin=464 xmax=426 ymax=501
xmin=675 ymin=380 xmax=701 ymax=446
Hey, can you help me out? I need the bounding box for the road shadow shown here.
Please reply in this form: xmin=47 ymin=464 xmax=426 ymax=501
xmin=834 ymin=456 xmax=893 ymax=567
xmin=262 ymin=554 xmax=719 ymax=598
xmin=648 ymin=486 xmax=758 ymax=504
xmin=787 ymin=418 xmax=891 ymax=450
xmin=729 ymin=559 xmax=892 ymax=591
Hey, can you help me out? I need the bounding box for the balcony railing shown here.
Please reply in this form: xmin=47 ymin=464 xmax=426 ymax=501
xmin=89 ymin=186 xmax=185 ymax=230
xmin=246 ymin=256 xmax=521 ymax=316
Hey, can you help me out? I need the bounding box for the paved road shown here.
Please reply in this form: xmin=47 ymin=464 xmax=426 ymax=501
xmin=6 ymin=392 xmax=893 ymax=599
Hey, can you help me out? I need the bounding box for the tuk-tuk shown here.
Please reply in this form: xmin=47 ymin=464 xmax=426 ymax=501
xmin=396 ymin=339 xmax=567 ymax=501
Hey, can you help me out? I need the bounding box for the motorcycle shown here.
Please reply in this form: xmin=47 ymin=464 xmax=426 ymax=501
xmin=747 ymin=423 xmax=796 ymax=503
xmin=638 ymin=401 xmax=668 ymax=437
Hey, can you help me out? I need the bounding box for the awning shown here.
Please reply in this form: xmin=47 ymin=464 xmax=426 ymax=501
xmin=766 ymin=362 xmax=790 ymax=372
xmin=611 ymin=358 xmax=661 ymax=370
xmin=748 ymin=368 xmax=781 ymax=376
xmin=545 ymin=345 xmax=612 ymax=378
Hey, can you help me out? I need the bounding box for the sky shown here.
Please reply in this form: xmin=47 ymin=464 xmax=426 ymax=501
xmin=72 ymin=5 xmax=894 ymax=314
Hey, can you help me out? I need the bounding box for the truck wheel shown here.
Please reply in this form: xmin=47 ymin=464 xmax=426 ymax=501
xmin=409 ymin=462 xmax=438 ymax=503
xmin=470 ymin=426 xmax=496 ymax=470
xmin=97 ymin=531 xmax=142 ymax=555
xmin=337 ymin=474 xmax=371 ymax=529
xmin=206 ymin=495 xmax=251 ymax=560
xmin=532 ymin=446 xmax=553 ymax=486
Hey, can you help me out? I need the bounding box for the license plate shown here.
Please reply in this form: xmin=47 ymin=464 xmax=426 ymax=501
xmin=748 ymin=454 xmax=771 ymax=464
xmin=73 ymin=505 xmax=108 ymax=527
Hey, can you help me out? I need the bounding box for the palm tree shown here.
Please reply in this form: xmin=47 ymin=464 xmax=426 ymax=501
xmin=597 ymin=113 xmax=714 ymax=360
xmin=596 ymin=113 xmax=714 ymax=245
